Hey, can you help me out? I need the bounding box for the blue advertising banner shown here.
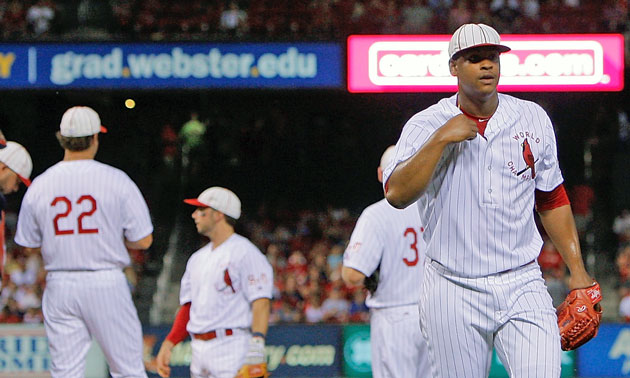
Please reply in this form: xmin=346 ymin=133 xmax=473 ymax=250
xmin=578 ymin=323 xmax=630 ymax=377
xmin=0 ymin=43 xmax=342 ymax=89
xmin=143 ymin=324 xmax=343 ymax=378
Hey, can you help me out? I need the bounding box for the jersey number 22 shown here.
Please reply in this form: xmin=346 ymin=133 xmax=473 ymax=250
xmin=51 ymin=195 xmax=99 ymax=235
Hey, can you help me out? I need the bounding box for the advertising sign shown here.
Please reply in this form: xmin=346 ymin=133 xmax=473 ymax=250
xmin=0 ymin=43 xmax=342 ymax=89
xmin=143 ymin=324 xmax=342 ymax=378
xmin=578 ymin=323 xmax=630 ymax=377
xmin=0 ymin=324 xmax=106 ymax=378
xmin=342 ymin=324 xmax=372 ymax=377
xmin=348 ymin=34 xmax=624 ymax=92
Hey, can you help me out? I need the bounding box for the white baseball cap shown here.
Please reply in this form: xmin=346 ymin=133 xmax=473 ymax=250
xmin=380 ymin=145 xmax=396 ymax=170
xmin=60 ymin=106 xmax=108 ymax=137
xmin=184 ymin=186 xmax=241 ymax=219
xmin=0 ymin=141 xmax=33 ymax=186
xmin=448 ymin=23 xmax=511 ymax=60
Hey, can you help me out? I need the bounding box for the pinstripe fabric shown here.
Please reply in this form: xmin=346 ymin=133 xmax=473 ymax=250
xmin=384 ymin=91 xmax=565 ymax=377
xmin=14 ymin=159 xmax=153 ymax=378
xmin=343 ymin=199 xmax=429 ymax=376
xmin=383 ymin=93 xmax=563 ymax=277
xmin=371 ymin=304 xmax=430 ymax=377
xmin=190 ymin=332 xmax=250 ymax=378
xmin=179 ymin=233 xmax=273 ymax=377
xmin=15 ymin=160 xmax=153 ymax=270
xmin=420 ymin=260 xmax=561 ymax=378
xmin=44 ymin=270 xmax=147 ymax=378
xmin=180 ymin=234 xmax=273 ymax=333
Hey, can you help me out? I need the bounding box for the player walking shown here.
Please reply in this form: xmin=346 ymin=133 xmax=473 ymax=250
xmin=342 ymin=145 xmax=429 ymax=377
xmin=384 ymin=24 xmax=600 ymax=377
xmin=156 ymin=186 xmax=273 ymax=378
xmin=15 ymin=106 xmax=153 ymax=378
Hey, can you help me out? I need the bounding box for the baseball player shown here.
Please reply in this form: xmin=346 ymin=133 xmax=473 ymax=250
xmin=14 ymin=106 xmax=153 ymax=378
xmin=155 ymin=186 xmax=273 ymax=378
xmin=342 ymin=145 xmax=429 ymax=377
xmin=0 ymin=140 xmax=32 ymax=280
xmin=384 ymin=24 xmax=597 ymax=377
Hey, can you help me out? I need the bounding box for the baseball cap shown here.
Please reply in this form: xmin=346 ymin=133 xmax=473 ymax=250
xmin=448 ymin=23 xmax=511 ymax=60
xmin=60 ymin=106 xmax=108 ymax=137
xmin=380 ymin=145 xmax=396 ymax=170
xmin=184 ymin=187 xmax=241 ymax=220
xmin=0 ymin=141 xmax=33 ymax=186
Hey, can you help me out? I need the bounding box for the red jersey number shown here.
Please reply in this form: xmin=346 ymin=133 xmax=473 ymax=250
xmin=403 ymin=227 xmax=419 ymax=266
xmin=51 ymin=195 xmax=99 ymax=235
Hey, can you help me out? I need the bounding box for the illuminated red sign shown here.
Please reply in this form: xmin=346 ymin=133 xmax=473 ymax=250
xmin=347 ymin=34 xmax=624 ymax=92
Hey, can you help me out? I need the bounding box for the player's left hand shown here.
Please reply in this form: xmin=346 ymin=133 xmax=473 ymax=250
xmin=556 ymin=281 xmax=602 ymax=350
xmin=235 ymin=336 xmax=270 ymax=378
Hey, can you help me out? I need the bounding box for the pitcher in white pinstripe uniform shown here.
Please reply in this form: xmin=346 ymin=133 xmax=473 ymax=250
xmin=342 ymin=145 xmax=429 ymax=377
xmin=384 ymin=24 xmax=597 ymax=378
xmin=15 ymin=106 xmax=153 ymax=378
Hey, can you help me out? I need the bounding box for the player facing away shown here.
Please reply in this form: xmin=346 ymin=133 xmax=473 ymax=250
xmin=0 ymin=141 xmax=32 ymax=279
xmin=156 ymin=187 xmax=273 ymax=378
xmin=384 ymin=24 xmax=598 ymax=378
xmin=14 ymin=106 xmax=154 ymax=378
xmin=342 ymin=145 xmax=429 ymax=377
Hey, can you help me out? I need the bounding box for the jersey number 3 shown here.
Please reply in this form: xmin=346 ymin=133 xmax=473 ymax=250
xmin=403 ymin=227 xmax=419 ymax=266
xmin=51 ymin=195 xmax=99 ymax=235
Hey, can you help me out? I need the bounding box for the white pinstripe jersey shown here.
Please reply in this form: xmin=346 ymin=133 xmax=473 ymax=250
xmin=180 ymin=233 xmax=273 ymax=334
xmin=383 ymin=93 xmax=564 ymax=277
xmin=14 ymin=160 xmax=153 ymax=271
xmin=343 ymin=199 xmax=425 ymax=308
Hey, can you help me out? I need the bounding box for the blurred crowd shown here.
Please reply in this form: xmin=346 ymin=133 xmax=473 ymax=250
xmin=0 ymin=0 xmax=627 ymax=41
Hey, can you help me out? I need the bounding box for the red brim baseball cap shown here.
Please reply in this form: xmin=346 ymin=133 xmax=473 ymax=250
xmin=183 ymin=198 xmax=209 ymax=207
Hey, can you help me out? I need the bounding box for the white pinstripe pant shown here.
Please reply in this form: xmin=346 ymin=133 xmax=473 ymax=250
xmin=43 ymin=270 xmax=147 ymax=378
xmin=370 ymin=304 xmax=430 ymax=377
xmin=190 ymin=331 xmax=249 ymax=378
xmin=420 ymin=259 xmax=561 ymax=378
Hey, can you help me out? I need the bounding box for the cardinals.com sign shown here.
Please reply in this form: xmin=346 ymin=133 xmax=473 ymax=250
xmin=347 ymin=34 xmax=625 ymax=92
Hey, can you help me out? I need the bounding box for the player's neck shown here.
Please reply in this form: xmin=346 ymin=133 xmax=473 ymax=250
xmin=456 ymin=92 xmax=498 ymax=118
xmin=63 ymin=150 xmax=96 ymax=161
xmin=209 ymin=224 xmax=235 ymax=250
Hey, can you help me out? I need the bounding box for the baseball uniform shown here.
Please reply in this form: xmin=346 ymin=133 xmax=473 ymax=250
xmin=384 ymin=93 xmax=563 ymax=378
xmin=382 ymin=24 xmax=574 ymax=378
xmin=180 ymin=233 xmax=273 ymax=378
xmin=15 ymin=106 xmax=153 ymax=378
xmin=343 ymin=199 xmax=429 ymax=377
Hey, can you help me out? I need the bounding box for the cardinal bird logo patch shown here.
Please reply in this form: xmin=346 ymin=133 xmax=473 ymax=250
xmin=517 ymin=138 xmax=538 ymax=179
xmin=224 ymin=269 xmax=236 ymax=293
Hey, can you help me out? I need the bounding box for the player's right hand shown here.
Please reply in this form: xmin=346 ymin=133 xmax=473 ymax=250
xmin=439 ymin=114 xmax=478 ymax=143
xmin=156 ymin=341 xmax=174 ymax=378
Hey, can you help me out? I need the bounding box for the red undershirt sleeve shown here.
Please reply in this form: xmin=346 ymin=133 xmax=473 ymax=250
xmin=165 ymin=302 xmax=191 ymax=345
xmin=535 ymin=184 xmax=570 ymax=212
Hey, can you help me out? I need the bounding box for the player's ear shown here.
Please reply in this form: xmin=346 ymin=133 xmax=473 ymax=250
xmin=449 ymin=59 xmax=458 ymax=76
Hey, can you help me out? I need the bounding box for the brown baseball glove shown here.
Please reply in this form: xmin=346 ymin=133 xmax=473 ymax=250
xmin=556 ymin=281 xmax=603 ymax=351
xmin=235 ymin=363 xmax=270 ymax=378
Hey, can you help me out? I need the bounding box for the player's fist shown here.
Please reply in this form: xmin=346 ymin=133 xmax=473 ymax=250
xmin=439 ymin=114 xmax=478 ymax=143
xmin=156 ymin=340 xmax=174 ymax=378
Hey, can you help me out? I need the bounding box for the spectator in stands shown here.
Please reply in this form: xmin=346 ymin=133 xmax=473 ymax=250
xmin=26 ymin=0 xmax=55 ymax=38
xmin=304 ymin=295 xmax=325 ymax=323
xmin=321 ymin=286 xmax=350 ymax=323
xmin=2 ymin=0 xmax=27 ymax=39
xmin=400 ymin=0 xmax=433 ymax=34
xmin=448 ymin=0 xmax=472 ymax=32
xmin=348 ymin=290 xmax=369 ymax=322
xmin=613 ymin=210 xmax=630 ymax=244
xmin=219 ymin=1 xmax=247 ymax=37
xmin=620 ymin=282 xmax=630 ymax=322
xmin=617 ymin=244 xmax=630 ymax=283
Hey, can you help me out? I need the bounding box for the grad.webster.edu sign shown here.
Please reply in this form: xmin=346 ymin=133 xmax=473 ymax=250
xmin=348 ymin=34 xmax=625 ymax=92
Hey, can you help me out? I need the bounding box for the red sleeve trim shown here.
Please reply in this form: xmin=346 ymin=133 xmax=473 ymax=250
xmin=166 ymin=302 xmax=191 ymax=345
xmin=535 ymin=184 xmax=570 ymax=212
